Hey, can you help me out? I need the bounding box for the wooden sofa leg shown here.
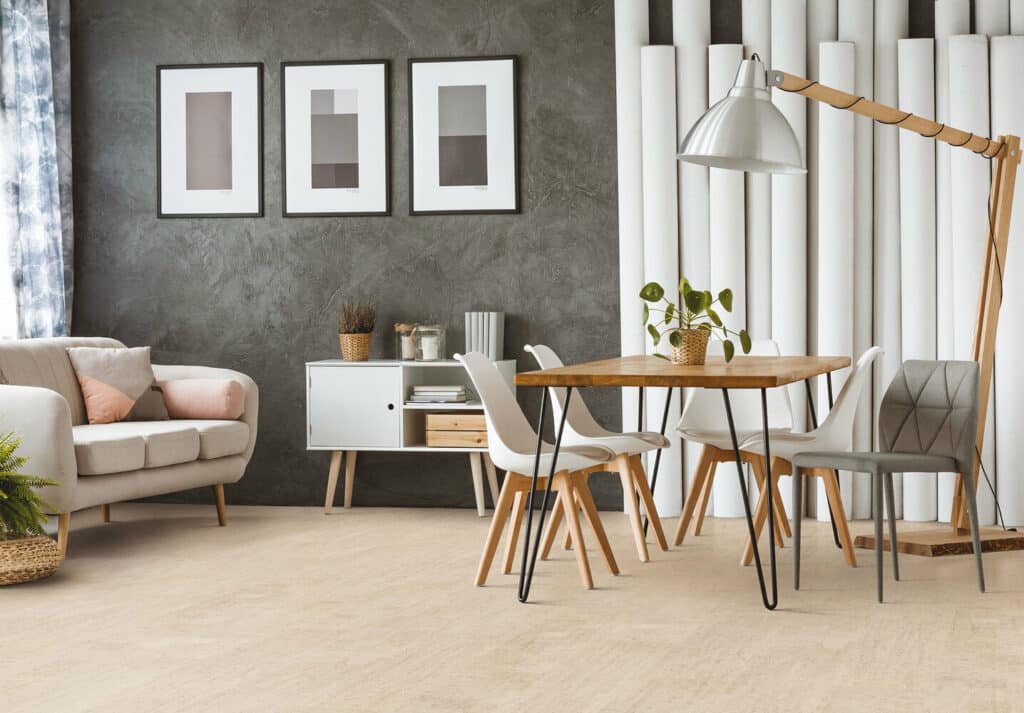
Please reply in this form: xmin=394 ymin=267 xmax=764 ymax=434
xmin=57 ymin=513 xmax=70 ymax=558
xmin=101 ymin=504 xmax=110 ymax=523
xmin=213 ymin=484 xmax=227 ymax=526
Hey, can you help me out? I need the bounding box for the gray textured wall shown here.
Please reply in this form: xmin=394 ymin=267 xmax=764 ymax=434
xmin=70 ymin=0 xmax=624 ymax=509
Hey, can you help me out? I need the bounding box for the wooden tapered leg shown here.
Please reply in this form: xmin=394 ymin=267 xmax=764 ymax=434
xmin=766 ymin=457 xmax=793 ymax=538
xmin=57 ymin=512 xmax=70 ymax=558
xmin=616 ymin=455 xmax=649 ymax=562
xmin=693 ymin=459 xmax=717 ymax=536
xmin=629 ymin=454 xmax=668 ymax=551
xmin=343 ymin=451 xmax=358 ymax=509
xmin=556 ymin=472 xmax=593 ymax=589
xmin=540 ymin=495 xmax=565 ymax=560
xmin=675 ymin=445 xmax=714 ymax=545
xmin=476 ymin=474 xmax=519 ymax=586
xmin=101 ymin=504 xmax=110 ymax=523
xmin=483 ymin=453 xmax=500 ymax=507
xmin=820 ymin=468 xmax=857 ymax=567
xmin=324 ymin=450 xmax=343 ymax=514
xmin=574 ymin=474 xmax=619 ymax=575
xmin=502 ymin=491 xmax=527 ymax=574
xmin=748 ymin=457 xmax=784 ymax=547
xmin=469 ymin=452 xmax=486 ymax=517
xmin=213 ymin=484 xmax=227 ymax=526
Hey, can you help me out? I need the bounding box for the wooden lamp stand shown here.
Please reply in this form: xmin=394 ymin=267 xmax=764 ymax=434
xmin=768 ymin=70 xmax=1024 ymax=557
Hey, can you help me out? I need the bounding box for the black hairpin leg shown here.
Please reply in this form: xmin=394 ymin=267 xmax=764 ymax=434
xmin=805 ymin=378 xmax=842 ymax=549
xmin=517 ymin=386 xmax=573 ymax=603
xmin=724 ymin=387 xmax=778 ymax=610
xmin=642 ymin=387 xmax=675 ymax=536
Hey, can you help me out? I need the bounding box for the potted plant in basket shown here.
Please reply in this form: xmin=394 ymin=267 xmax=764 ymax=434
xmin=0 ymin=432 xmax=61 ymax=585
xmin=338 ymin=301 xmax=377 ymax=362
xmin=640 ymin=278 xmax=752 ymax=365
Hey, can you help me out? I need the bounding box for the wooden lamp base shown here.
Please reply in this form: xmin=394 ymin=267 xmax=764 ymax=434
xmin=854 ymin=527 xmax=1024 ymax=557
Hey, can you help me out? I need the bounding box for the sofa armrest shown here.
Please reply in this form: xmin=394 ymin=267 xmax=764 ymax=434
xmin=152 ymin=364 xmax=259 ymax=461
xmin=0 ymin=384 xmax=78 ymax=513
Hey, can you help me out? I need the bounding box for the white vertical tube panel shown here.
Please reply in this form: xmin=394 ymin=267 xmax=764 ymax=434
xmin=742 ymin=0 xmax=772 ymax=340
xmin=838 ymin=0 xmax=874 ymax=520
xmin=805 ymin=0 xmax=837 ymax=520
xmin=640 ymin=46 xmax=683 ymax=517
xmin=708 ymin=43 xmax=749 ymax=518
xmin=674 ymin=0 xmax=711 ymax=505
xmin=873 ymin=2 xmax=908 ymax=517
xmin=817 ymin=41 xmax=856 ymax=521
xmin=992 ymin=36 xmax=1024 ymax=526
xmin=614 ymin=0 xmax=648 ymax=451
xmin=933 ymin=1 xmax=970 ymax=522
xmin=897 ymin=38 xmax=939 ymax=522
xmin=975 ymin=0 xmax=1011 ymax=35
xmin=948 ymin=34 xmax=996 ymax=526
xmin=1012 ymin=0 xmax=1024 ymax=32
xmin=770 ymin=0 xmax=807 ymax=514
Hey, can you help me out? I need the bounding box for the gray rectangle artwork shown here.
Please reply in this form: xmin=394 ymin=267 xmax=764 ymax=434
xmin=185 ymin=91 xmax=232 ymax=190
xmin=438 ymin=84 xmax=487 ymax=187
xmin=311 ymin=88 xmax=358 ymax=188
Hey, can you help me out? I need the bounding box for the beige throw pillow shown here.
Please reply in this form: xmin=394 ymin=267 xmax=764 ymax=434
xmin=66 ymin=346 xmax=162 ymax=424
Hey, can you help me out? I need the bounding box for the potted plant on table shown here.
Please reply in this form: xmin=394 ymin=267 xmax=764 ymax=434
xmin=338 ymin=301 xmax=377 ymax=362
xmin=0 ymin=432 xmax=61 ymax=585
xmin=640 ymin=278 xmax=752 ymax=365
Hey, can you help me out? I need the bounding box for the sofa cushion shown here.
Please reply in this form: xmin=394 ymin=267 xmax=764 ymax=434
xmin=159 ymin=379 xmax=245 ymax=420
xmin=67 ymin=346 xmax=158 ymax=424
xmin=174 ymin=420 xmax=250 ymax=459
xmin=73 ymin=422 xmax=201 ymax=475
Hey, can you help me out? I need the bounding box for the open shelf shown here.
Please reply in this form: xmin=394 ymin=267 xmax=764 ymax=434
xmin=402 ymin=401 xmax=483 ymax=411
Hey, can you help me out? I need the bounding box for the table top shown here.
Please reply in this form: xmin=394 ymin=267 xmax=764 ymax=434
xmin=515 ymin=354 xmax=851 ymax=389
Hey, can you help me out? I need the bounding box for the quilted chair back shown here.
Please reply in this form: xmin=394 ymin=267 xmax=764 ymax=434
xmin=878 ymin=360 xmax=980 ymax=476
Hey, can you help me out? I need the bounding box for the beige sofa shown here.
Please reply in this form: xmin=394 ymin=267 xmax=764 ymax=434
xmin=0 ymin=337 xmax=258 ymax=555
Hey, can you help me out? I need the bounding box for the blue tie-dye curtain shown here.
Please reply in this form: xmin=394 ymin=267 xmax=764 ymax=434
xmin=0 ymin=0 xmax=72 ymax=338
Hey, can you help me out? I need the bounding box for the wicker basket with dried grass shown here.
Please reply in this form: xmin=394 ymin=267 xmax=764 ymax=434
xmin=338 ymin=301 xmax=377 ymax=362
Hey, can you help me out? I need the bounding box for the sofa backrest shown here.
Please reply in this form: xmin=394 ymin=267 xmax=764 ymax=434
xmin=0 ymin=337 xmax=125 ymax=425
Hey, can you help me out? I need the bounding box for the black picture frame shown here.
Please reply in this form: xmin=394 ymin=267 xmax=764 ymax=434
xmin=407 ymin=55 xmax=521 ymax=216
xmin=156 ymin=62 xmax=264 ymax=219
xmin=280 ymin=59 xmax=392 ymax=217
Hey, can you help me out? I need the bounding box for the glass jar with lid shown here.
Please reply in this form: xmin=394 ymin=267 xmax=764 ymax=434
xmin=412 ymin=325 xmax=446 ymax=362
xmin=394 ymin=323 xmax=417 ymax=361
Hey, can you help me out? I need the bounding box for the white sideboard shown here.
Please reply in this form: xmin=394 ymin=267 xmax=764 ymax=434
xmin=306 ymin=359 xmax=516 ymax=515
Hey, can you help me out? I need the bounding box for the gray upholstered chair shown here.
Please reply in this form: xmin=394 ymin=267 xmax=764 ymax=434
xmin=791 ymin=360 xmax=984 ymax=603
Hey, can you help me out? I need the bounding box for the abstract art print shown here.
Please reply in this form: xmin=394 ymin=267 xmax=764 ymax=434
xmin=157 ymin=63 xmax=263 ymax=217
xmin=409 ymin=56 xmax=519 ymax=214
xmin=282 ymin=60 xmax=389 ymax=216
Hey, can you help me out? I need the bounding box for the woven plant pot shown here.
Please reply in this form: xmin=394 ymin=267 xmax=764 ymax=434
xmin=339 ymin=332 xmax=372 ymax=362
xmin=669 ymin=329 xmax=711 ymax=365
xmin=0 ymin=536 xmax=60 ymax=585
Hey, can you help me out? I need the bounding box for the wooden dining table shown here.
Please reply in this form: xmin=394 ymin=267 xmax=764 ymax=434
xmin=514 ymin=354 xmax=851 ymax=610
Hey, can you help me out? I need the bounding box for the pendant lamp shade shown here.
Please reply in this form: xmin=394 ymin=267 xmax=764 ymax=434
xmin=678 ymin=56 xmax=806 ymax=174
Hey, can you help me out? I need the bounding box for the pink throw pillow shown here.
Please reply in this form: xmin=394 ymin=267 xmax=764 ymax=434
xmin=159 ymin=379 xmax=244 ymax=420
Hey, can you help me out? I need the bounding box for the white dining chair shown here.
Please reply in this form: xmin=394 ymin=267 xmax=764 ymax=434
xmin=524 ymin=344 xmax=670 ymax=562
xmin=456 ymin=352 xmax=618 ymax=590
xmin=674 ymin=340 xmax=795 ymax=551
xmin=738 ymin=346 xmax=883 ymax=567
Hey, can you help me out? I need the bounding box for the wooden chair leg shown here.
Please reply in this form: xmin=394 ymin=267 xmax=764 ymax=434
xmin=101 ymin=504 xmax=110 ymax=523
xmin=343 ymin=451 xmax=357 ymax=509
xmin=820 ymin=468 xmax=857 ymax=567
xmin=556 ymin=472 xmax=593 ymax=589
xmin=741 ymin=476 xmax=773 ymax=566
xmin=675 ymin=445 xmax=713 ymax=545
xmin=213 ymin=484 xmax=227 ymax=526
xmin=324 ymin=450 xmax=342 ymax=514
xmin=57 ymin=512 xmax=70 ymax=558
xmin=574 ymin=474 xmax=619 ymax=575
xmin=629 ymin=454 xmax=668 ymax=551
xmin=748 ymin=457 xmax=784 ymax=547
xmin=483 ymin=453 xmax=501 ymax=506
xmin=476 ymin=475 xmax=520 ymax=586
xmin=767 ymin=457 xmax=793 ymax=538
xmin=502 ymin=491 xmax=527 ymax=574
xmin=540 ymin=494 xmax=565 ymax=560
xmin=693 ymin=459 xmax=717 ymax=536
xmin=616 ymin=455 xmax=649 ymax=562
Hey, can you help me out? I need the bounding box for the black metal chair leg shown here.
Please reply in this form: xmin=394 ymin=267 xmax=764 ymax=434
xmin=643 ymin=387 xmax=674 ymax=536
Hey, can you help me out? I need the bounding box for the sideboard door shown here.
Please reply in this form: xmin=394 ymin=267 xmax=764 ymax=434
xmin=308 ymin=366 xmax=401 ymax=448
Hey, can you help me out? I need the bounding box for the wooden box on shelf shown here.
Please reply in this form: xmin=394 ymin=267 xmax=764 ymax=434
xmin=425 ymin=412 xmax=488 ymax=448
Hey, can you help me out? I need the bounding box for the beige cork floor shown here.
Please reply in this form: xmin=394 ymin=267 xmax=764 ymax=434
xmin=4 ymin=503 xmax=1024 ymax=713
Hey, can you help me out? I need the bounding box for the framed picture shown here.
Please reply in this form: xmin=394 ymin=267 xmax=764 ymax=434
xmin=408 ymin=56 xmax=520 ymax=215
xmin=157 ymin=63 xmax=263 ymax=218
xmin=281 ymin=60 xmax=390 ymax=217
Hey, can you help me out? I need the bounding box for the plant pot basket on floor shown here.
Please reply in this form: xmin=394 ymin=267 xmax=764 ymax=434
xmin=0 ymin=536 xmax=60 ymax=585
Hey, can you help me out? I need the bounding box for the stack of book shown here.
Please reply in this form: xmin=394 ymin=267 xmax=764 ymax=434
xmin=464 ymin=311 xmax=504 ymax=360
xmin=407 ymin=385 xmax=467 ymax=404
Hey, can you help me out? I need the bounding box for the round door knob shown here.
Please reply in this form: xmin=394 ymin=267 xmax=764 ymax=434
xmin=387 ymin=403 xmax=395 ymax=410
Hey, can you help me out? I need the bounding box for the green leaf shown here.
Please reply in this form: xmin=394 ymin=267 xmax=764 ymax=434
xmin=642 ymin=303 xmax=649 ymax=325
xmin=702 ymin=291 xmax=713 ymax=311
xmin=740 ymin=329 xmax=752 ymax=353
xmin=722 ymin=339 xmax=735 ymax=362
xmin=696 ymin=323 xmax=712 ymax=331
xmin=647 ymin=323 xmax=661 ymax=345
xmin=653 ymin=352 xmax=670 ymax=360
xmin=706 ymin=308 xmax=723 ymax=327
xmin=639 ymin=282 xmax=664 ymax=302
xmin=679 ymin=277 xmax=692 ymax=296
xmin=668 ymin=330 xmax=683 ymax=347
xmin=683 ymin=290 xmax=705 ymax=314
xmin=718 ymin=288 xmax=733 ymax=312
xmin=664 ymin=303 xmax=675 ymax=324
